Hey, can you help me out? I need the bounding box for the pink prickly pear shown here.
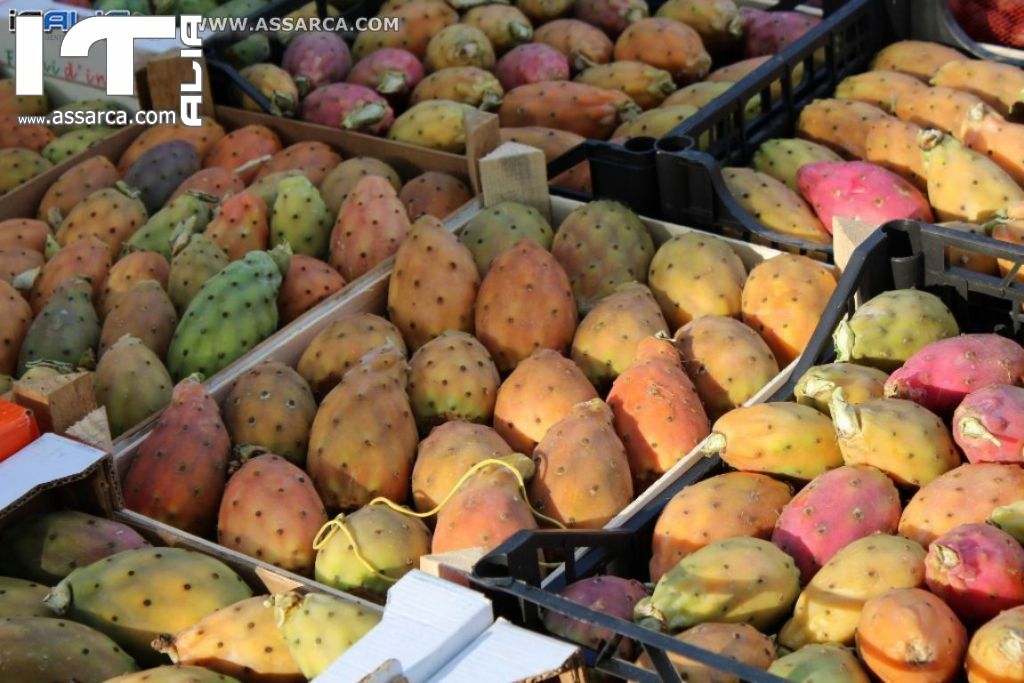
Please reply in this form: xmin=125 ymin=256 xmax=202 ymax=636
xmin=543 ymin=576 xmax=649 ymax=658
xmin=282 ymin=31 xmax=352 ymax=96
xmin=347 ymin=48 xmax=426 ymax=98
xmin=772 ymin=465 xmax=901 ymax=583
xmin=796 ymin=161 xmax=934 ymax=233
xmin=883 ymin=334 xmax=1024 ymax=417
xmin=741 ymin=8 xmax=820 ymax=58
xmin=300 ymin=83 xmax=395 ymax=135
xmin=494 ymin=43 xmax=570 ymax=91
xmin=953 ymin=384 xmax=1024 ymax=464
xmin=925 ymin=523 xmax=1024 ymax=624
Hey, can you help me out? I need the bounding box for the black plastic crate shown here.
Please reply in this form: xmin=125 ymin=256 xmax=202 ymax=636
xmin=471 ymin=218 xmax=1024 ymax=682
xmin=655 ymin=0 xmax=1024 ymax=262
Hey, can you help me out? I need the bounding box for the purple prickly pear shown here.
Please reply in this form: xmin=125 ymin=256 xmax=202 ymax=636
xmin=347 ymin=48 xmax=425 ymax=98
xmin=884 ymin=334 xmax=1024 ymax=417
xmin=574 ymin=0 xmax=647 ymax=37
xmin=543 ymin=576 xmax=649 ymax=657
xmin=122 ymin=140 xmax=201 ymax=214
xmin=300 ymin=83 xmax=395 ymax=135
xmin=772 ymin=465 xmax=901 ymax=582
xmin=953 ymin=384 xmax=1024 ymax=464
xmin=741 ymin=8 xmax=820 ymax=58
xmin=282 ymin=31 xmax=352 ymax=96
xmin=494 ymin=43 xmax=570 ymax=91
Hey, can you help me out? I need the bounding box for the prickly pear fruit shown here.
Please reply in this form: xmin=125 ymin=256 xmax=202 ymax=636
xmin=552 ymin=199 xmax=654 ymax=312
xmin=307 ymin=345 xmax=417 ymax=509
xmin=650 ymin=472 xmax=792 ymax=582
xmin=637 ymin=622 xmax=777 ymax=679
xmin=300 ymin=83 xmax=395 ymax=135
xmin=475 ymin=240 xmax=577 ymax=372
xmin=94 ymin=335 xmax=172 ymax=437
xmin=0 ymin=247 xmax=41 ymax=286
xmin=794 ymin=362 xmax=889 ymax=416
xmin=856 ymin=587 xmax=967 ymax=683
xmin=966 ymin=605 xmax=1024 ymax=682
xmin=494 ymin=348 xmax=597 ymax=453
xmin=769 ymin=644 xmax=870 ymax=682
xmin=388 ymin=99 xmax=476 ymax=152
xmin=611 ymin=103 xmax=697 ymax=139
xmin=835 ymin=69 xmax=928 ymax=113
xmin=167 ymin=246 xmax=288 ymax=381
xmin=282 ymin=30 xmax=352 ymax=95
xmin=0 ymin=281 xmax=30 ymax=376
xmin=314 ymin=504 xmax=430 ymax=597
xmin=543 ymin=576 xmax=649 ymax=658
xmin=614 ymin=18 xmax=711 ymax=83
xmin=411 ymin=66 xmax=505 ymax=109
xmin=273 ymin=591 xmax=381 ymax=679
xmin=123 ymin=375 xmax=231 ymax=535
xmin=100 ymin=250 xmax=170 ymax=316
xmin=271 ymin=175 xmax=331 ymax=258
xmin=533 ymin=18 xmax=612 ymax=71
xmin=751 ymin=138 xmax=843 ymax=191
xmin=953 ymin=384 xmax=1024 ymax=464
xmin=0 ymin=77 xmax=47 ymax=115
xmin=863 ymin=117 xmax=928 ymax=190
xmin=0 ymin=576 xmax=49 ymax=618
xmin=0 ymin=510 xmax=148 ymax=584
xmin=128 ymin=194 xmax=212 ymax=261
xmin=118 ymin=118 xmax=225 ymax=175
xmin=411 ymin=421 xmax=513 ymax=511
xmin=647 ymin=232 xmax=746 ymax=330
xmin=459 ymin=201 xmax=553 ymax=275
xmin=173 ymin=168 xmax=245 ymax=205
xmin=932 ymin=60 xmax=1024 ymax=118
xmin=203 ymin=124 xmax=281 ymax=185
xmin=895 ymin=86 xmax=984 ymax=136
xmin=100 ymin=281 xmax=177 ymax=359
xmin=168 ymin=232 xmax=229 ymax=314
xmin=662 ymin=80 xmax=735 ymax=110
xmin=223 ymin=362 xmax=317 ymax=466
xmin=464 ymin=4 xmax=534 ymax=54
xmin=722 ymin=167 xmax=831 ymax=245
xmin=494 ymin=44 xmax=568 ymax=92
xmin=238 ymin=63 xmax=299 ymax=117
xmin=18 ymin=276 xmax=99 ymax=374
xmin=773 ymin=465 xmax=901 ymax=582
xmin=654 ymin=0 xmax=742 ymax=53
xmin=796 ymin=160 xmax=934 ymax=231
xmin=910 ymin=461 xmax=1024 ymax=548
xmin=57 ymin=186 xmax=149 ymax=255
xmin=408 ymin=331 xmax=500 ymax=431
xmin=871 ymin=40 xmax=968 ymax=81
xmin=0 ymin=115 xmax=54 ymax=152
xmin=217 ymin=451 xmax=326 ymax=575
xmin=574 ymin=60 xmax=674 ymax=109
xmin=885 ymin=334 xmax=1024 ymax=416
xmin=154 ymin=596 xmax=301 ymax=681
xmin=607 ymin=336 xmax=709 ymax=489
xmin=277 ymin=254 xmax=345 ymax=324
xmin=0 ymin=218 xmax=49 ymax=254
xmin=399 ymin=171 xmax=472 ymax=220
xmin=387 ymin=216 xmax=479 ymax=350
xmin=320 ymin=157 xmax=401 ymax=218
xmin=940 ymin=220 xmax=999 ymax=275
xmin=529 ymin=398 xmax=633 ymax=528
xmin=204 ymin=190 xmax=270 ymax=261
xmin=958 ymin=103 xmax=1024 ymax=187
xmin=347 ymin=48 xmax=425 ymax=98
xmin=27 ymin=235 xmax=110 ymax=313
xmin=990 ymin=499 xmax=1024 ymax=543
xmin=741 ymin=254 xmax=837 ymax=367
xmin=353 ymin=0 xmax=458 ymax=61
xmin=43 ymin=129 xmax=115 ymax=164
xmin=330 ymin=175 xmax=411 ymax=281
xmin=253 ymin=141 xmax=341 ymax=187
xmin=779 ymin=534 xmax=927 ymax=650
xmin=636 ymin=537 xmax=800 ymax=632
xmin=296 ymin=313 xmax=407 ymax=399
xmin=424 ymin=24 xmax=496 ymax=72
xmin=0 ymin=148 xmax=51 ymax=193
xmin=706 ymin=54 xmax=770 ymax=86
xmin=797 ymin=98 xmax=891 ymax=159
xmin=432 ymin=453 xmax=539 ymax=553
xmin=44 ymin=547 xmax=252 ymax=663
xmin=0 ymin=616 xmax=138 ymax=682
xmin=834 ymin=289 xmax=959 ymax=371
xmin=499 ymin=81 xmax=639 ymax=139
xmin=122 ymin=141 xmax=201 ymax=215
xmin=741 ymin=7 xmax=819 ymax=58
xmin=111 ymin=665 xmax=233 ymax=681
xmin=571 ymin=283 xmax=668 ymax=389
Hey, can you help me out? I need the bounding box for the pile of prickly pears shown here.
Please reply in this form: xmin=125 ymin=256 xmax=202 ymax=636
xmin=726 ymin=39 xmax=1024 ymax=248
xmin=0 ymin=507 xmax=379 ymax=681
xmin=220 ymin=0 xmax=821 ymax=179
xmin=0 ymin=115 xmax=477 ymax=438
xmin=111 ymin=195 xmax=837 ymax=614
xmin=0 ymin=78 xmax=132 ymax=195
xmin=542 ymin=286 xmax=1024 ymax=682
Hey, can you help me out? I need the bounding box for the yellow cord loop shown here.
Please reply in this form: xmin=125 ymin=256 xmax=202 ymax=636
xmin=312 ymin=514 xmax=400 ymax=585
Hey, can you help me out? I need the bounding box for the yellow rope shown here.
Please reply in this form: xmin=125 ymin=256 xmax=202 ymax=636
xmin=312 ymin=514 xmax=398 ymax=584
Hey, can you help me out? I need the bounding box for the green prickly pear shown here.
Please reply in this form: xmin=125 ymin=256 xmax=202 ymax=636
xmin=99 ymin=280 xmax=178 ymax=359
xmin=0 ymin=616 xmax=138 ymax=682
xmin=0 ymin=576 xmax=52 ymax=617
xmin=224 ymin=33 xmax=272 ymax=69
xmin=43 ymin=547 xmax=253 ymax=664
xmin=17 ymin=275 xmax=99 ymax=374
xmin=0 ymin=148 xmax=51 ymax=194
xmin=768 ymin=644 xmax=870 ymax=682
xmin=990 ymin=499 xmax=1024 ymax=542
xmin=314 ymin=504 xmax=431 ymax=597
xmin=125 ymin=193 xmax=212 ymax=261
xmin=271 ymin=175 xmax=332 ymax=258
xmin=94 ymin=335 xmax=172 ymax=438
xmin=41 ymin=127 xmax=115 ymax=164
xmin=167 ymin=230 xmax=229 ymax=314
xmin=458 ymin=200 xmax=554 ymax=275
xmin=272 ymin=591 xmax=381 ymax=679
xmin=751 ymin=138 xmax=843 ymax=190
xmin=167 ymin=245 xmax=289 ymax=381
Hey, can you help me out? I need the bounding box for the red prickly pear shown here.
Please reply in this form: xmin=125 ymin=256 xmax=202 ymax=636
xmin=493 ymin=348 xmax=597 ymax=454
xmin=925 ymin=523 xmax=1024 ymax=625
xmin=533 ymin=18 xmax=613 ymax=72
xmin=498 ymin=81 xmax=639 ymax=139
xmin=870 ymin=40 xmax=969 ymax=82
xmin=932 ymin=60 xmax=1024 ymax=118
xmin=494 ymin=43 xmax=570 ymax=91
xmin=954 ymin=384 xmax=1024 ymax=464
xmin=543 ymin=576 xmax=649 ymax=658
xmin=796 ymin=98 xmax=891 ymax=159
xmin=607 ymin=336 xmax=709 ymax=491
xmin=202 ymin=124 xmax=282 ymax=185
xmin=277 ymin=254 xmax=345 ymax=324
xmin=399 ymin=171 xmax=472 ymax=220
xmin=282 ymin=31 xmax=352 ymax=96
xmin=347 ymin=48 xmax=425 ymax=98
xmin=741 ymin=8 xmax=820 ymax=58
xmin=122 ymin=375 xmax=231 ymax=536
xmin=529 ymin=398 xmax=633 ymax=529
xmin=614 ymin=18 xmax=711 ymax=84
xmin=884 ymin=334 xmax=1024 ymax=417
xmin=772 ymin=465 xmax=901 ymax=583
xmin=795 ymin=160 xmax=934 ymax=233
xmin=300 ymin=83 xmax=395 ymax=135
xmin=329 ymin=175 xmax=411 ymax=281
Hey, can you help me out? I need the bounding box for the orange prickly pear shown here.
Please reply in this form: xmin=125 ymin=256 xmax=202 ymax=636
xmin=399 ymin=171 xmax=473 ymax=220
xmin=330 ymin=175 xmax=411 ymax=281
xmin=636 ymin=623 xmax=777 ymax=680
xmin=204 ymin=190 xmax=270 ymax=261
xmin=277 ymin=254 xmax=345 ymax=324
xmin=407 ymin=331 xmax=500 ymax=432
xmin=99 ymin=250 xmax=170 ymax=317
xmin=534 ymin=18 xmax=613 ymax=71
xmin=253 ymin=141 xmax=342 ymax=187
xmin=38 ymin=156 xmax=119 ymax=227
xmin=296 ymin=313 xmax=407 ymax=399
xmin=0 ymin=247 xmax=41 ymax=286
xmin=654 ymin=0 xmax=742 ymax=53
xmin=965 ymin=605 xmax=1024 ymax=682
xmin=0 ymin=218 xmax=51 ymax=254
xmin=796 ymin=98 xmax=891 ymax=159
xmin=28 ymin=235 xmax=111 ymax=313
xmin=57 ymin=186 xmax=148 ymax=256
xmin=0 ymin=280 xmax=31 ymax=376
xmin=411 ymin=422 xmax=513 ymax=513
xmin=99 ymin=280 xmax=178 ymax=359
xmin=959 ymin=103 xmax=1024 ymax=187
xmin=498 ymin=81 xmax=639 ymax=139
xmin=574 ymin=60 xmax=675 ymax=110
xmin=870 ymin=40 xmax=969 ymax=82
xmin=203 ymin=124 xmax=282 ymax=184
xmin=864 ymin=118 xmax=928 ymax=190
xmin=932 ymin=59 xmax=1024 ymax=118
xmin=614 ymin=18 xmax=711 ymax=84
xmin=171 ymin=168 xmax=246 ymax=205
xmin=320 ymin=157 xmax=401 ymax=218
xmin=834 ymin=69 xmax=927 ymax=113
xmin=894 ymin=86 xmax=985 ymax=136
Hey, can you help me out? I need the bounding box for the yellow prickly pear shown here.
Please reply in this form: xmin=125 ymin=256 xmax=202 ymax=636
xmin=272 ymin=592 xmax=381 ymax=679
